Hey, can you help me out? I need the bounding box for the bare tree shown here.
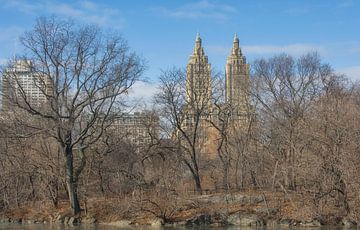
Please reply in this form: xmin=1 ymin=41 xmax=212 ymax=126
xmin=155 ymin=66 xmax=216 ymax=194
xmin=0 ymin=16 xmax=145 ymax=214
xmin=252 ymin=52 xmax=332 ymax=190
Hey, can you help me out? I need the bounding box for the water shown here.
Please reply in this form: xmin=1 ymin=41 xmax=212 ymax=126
xmin=0 ymin=224 xmax=348 ymax=230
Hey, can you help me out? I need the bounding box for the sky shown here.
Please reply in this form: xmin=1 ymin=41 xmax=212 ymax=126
xmin=0 ymin=0 xmax=360 ymax=99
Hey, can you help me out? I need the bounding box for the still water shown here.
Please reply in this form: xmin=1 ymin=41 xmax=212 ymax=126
xmin=0 ymin=224 xmax=350 ymax=230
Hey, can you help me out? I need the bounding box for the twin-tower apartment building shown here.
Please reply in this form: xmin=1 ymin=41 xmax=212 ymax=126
xmin=183 ymin=33 xmax=251 ymax=133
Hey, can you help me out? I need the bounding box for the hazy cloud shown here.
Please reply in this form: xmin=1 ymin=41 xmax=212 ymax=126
xmin=128 ymin=81 xmax=159 ymax=101
xmin=207 ymin=43 xmax=325 ymax=57
xmin=283 ymin=7 xmax=310 ymax=15
xmin=151 ymin=0 xmax=236 ymax=21
xmin=338 ymin=66 xmax=360 ymax=80
xmin=0 ymin=0 xmax=124 ymax=28
xmin=337 ymin=0 xmax=354 ymax=8
xmin=243 ymin=44 xmax=325 ymax=56
xmin=0 ymin=58 xmax=8 ymax=65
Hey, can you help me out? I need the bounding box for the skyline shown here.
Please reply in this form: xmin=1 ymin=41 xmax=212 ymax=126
xmin=0 ymin=0 xmax=359 ymax=99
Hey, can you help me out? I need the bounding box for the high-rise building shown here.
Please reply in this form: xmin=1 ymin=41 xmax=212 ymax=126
xmin=225 ymin=34 xmax=250 ymax=124
xmin=181 ymin=34 xmax=252 ymax=152
xmin=1 ymin=60 xmax=52 ymax=112
xmin=185 ymin=33 xmax=212 ymax=110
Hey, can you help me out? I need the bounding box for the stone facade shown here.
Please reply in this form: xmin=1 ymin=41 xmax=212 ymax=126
xmin=225 ymin=34 xmax=251 ymax=129
xmin=182 ymin=34 xmax=252 ymax=156
xmin=186 ymin=33 xmax=212 ymax=111
xmin=110 ymin=112 xmax=159 ymax=148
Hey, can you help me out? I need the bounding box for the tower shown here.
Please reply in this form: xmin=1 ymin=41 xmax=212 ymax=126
xmin=186 ymin=33 xmax=212 ymax=111
xmin=225 ymin=34 xmax=250 ymax=120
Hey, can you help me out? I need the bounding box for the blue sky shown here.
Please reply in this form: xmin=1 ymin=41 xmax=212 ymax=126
xmin=0 ymin=0 xmax=359 ymax=98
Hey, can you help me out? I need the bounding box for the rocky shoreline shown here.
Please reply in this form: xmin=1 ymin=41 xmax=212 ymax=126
xmin=1 ymin=213 xmax=357 ymax=229
xmin=1 ymin=193 xmax=358 ymax=228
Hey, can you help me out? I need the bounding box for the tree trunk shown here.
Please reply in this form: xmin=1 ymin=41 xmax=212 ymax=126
xmin=193 ymin=173 xmax=202 ymax=194
xmin=64 ymin=145 xmax=81 ymax=215
xmin=223 ymin=162 xmax=229 ymax=191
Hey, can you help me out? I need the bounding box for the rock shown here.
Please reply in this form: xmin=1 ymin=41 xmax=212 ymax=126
xmin=83 ymin=217 xmax=97 ymax=224
xmin=68 ymin=217 xmax=78 ymax=226
xmin=186 ymin=214 xmax=212 ymax=226
xmin=279 ymin=218 xmax=295 ymax=227
xmin=55 ymin=214 xmax=64 ymax=223
xmin=107 ymin=220 xmax=132 ymax=227
xmin=227 ymin=213 xmax=263 ymax=226
xmin=266 ymin=219 xmax=279 ymax=228
xmin=150 ymin=217 xmax=163 ymax=226
xmin=0 ymin=218 xmax=10 ymax=223
xmin=212 ymin=210 xmax=228 ymax=224
xmin=210 ymin=222 xmax=222 ymax=227
xmin=224 ymin=194 xmax=243 ymax=203
xmin=342 ymin=218 xmax=357 ymax=228
xmin=26 ymin=219 xmax=36 ymax=224
xmin=167 ymin=221 xmax=186 ymax=226
xmin=10 ymin=218 xmax=22 ymax=224
xmin=63 ymin=216 xmax=70 ymax=225
xmin=300 ymin=220 xmax=321 ymax=227
xmin=11 ymin=218 xmax=22 ymax=224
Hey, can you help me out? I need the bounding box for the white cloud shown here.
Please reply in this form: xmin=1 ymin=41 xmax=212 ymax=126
xmin=1 ymin=0 xmax=124 ymax=28
xmin=128 ymin=81 xmax=159 ymax=101
xmin=338 ymin=66 xmax=360 ymax=81
xmin=151 ymin=0 xmax=236 ymax=21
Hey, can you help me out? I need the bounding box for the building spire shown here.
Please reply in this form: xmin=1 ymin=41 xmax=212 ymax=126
xmin=194 ymin=32 xmax=203 ymax=55
xmin=231 ymin=33 xmax=241 ymax=56
xmin=196 ymin=32 xmax=201 ymax=42
xmin=233 ymin=33 xmax=238 ymax=42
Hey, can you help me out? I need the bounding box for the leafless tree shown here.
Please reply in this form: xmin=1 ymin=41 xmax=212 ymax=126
xmin=251 ymin=52 xmax=333 ymax=190
xmin=0 ymin=16 xmax=145 ymax=214
xmin=155 ymin=66 xmax=217 ymax=194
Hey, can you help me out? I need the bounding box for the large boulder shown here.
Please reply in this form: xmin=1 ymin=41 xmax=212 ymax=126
xmin=68 ymin=217 xmax=80 ymax=226
xmin=150 ymin=217 xmax=163 ymax=226
xmin=300 ymin=219 xmax=321 ymax=227
xmin=55 ymin=214 xmax=64 ymax=223
xmin=227 ymin=213 xmax=263 ymax=226
xmin=279 ymin=218 xmax=296 ymax=227
xmin=82 ymin=217 xmax=97 ymax=224
xmin=0 ymin=218 xmax=10 ymax=223
xmin=186 ymin=214 xmax=212 ymax=226
xmin=10 ymin=218 xmax=22 ymax=224
xmin=342 ymin=218 xmax=357 ymax=228
xmin=63 ymin=216 xmax=70 ymax=225
xmin=107 ymin=220 xmax=132 ymax=227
